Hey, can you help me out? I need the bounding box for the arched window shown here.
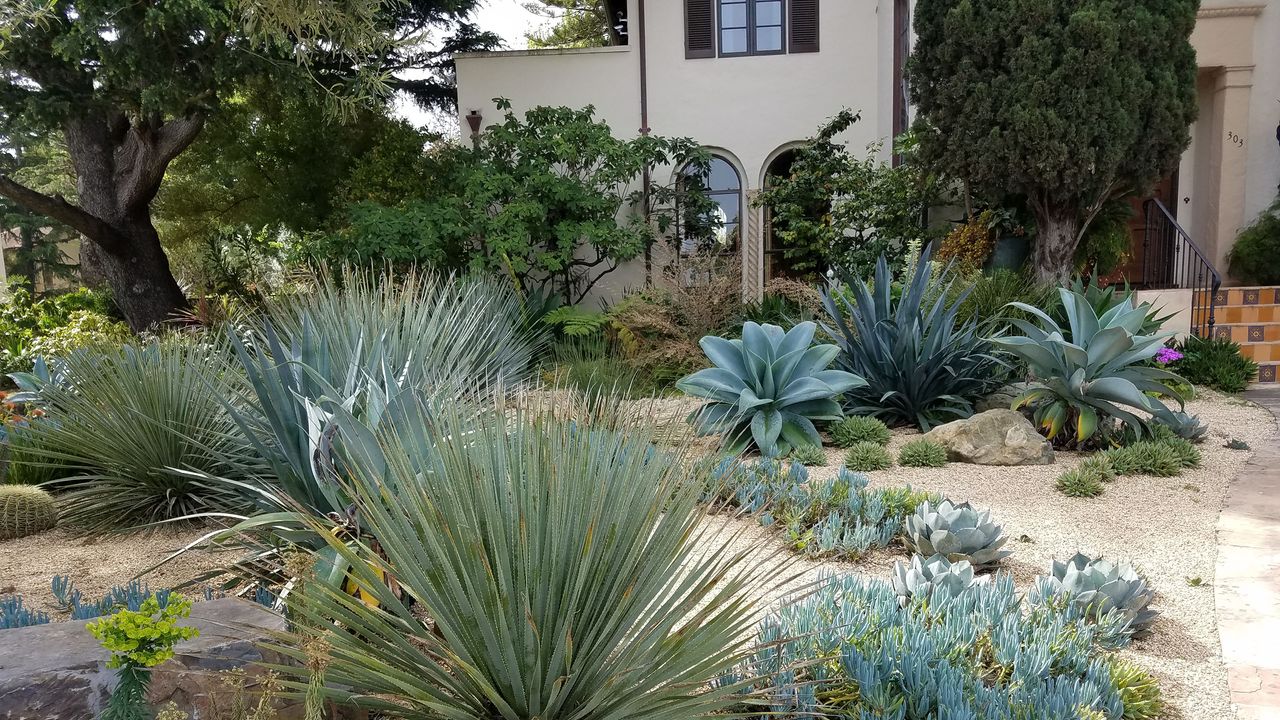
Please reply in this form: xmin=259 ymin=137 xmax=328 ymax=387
xmin=677 ymin=155 xmax=742 ymax=256
xmin=764 ymin=148 xmax=802 ymax=280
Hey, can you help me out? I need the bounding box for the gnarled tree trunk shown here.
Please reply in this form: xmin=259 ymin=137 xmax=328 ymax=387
xmin=0 ymin=110 xmax=200 ymax=331
xmin=1031 ymin=202 xmax=1082 ymax=285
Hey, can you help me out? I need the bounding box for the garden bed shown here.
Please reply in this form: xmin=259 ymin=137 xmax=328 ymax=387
xmin=695 ymin=388 xmax=1272 ymax=720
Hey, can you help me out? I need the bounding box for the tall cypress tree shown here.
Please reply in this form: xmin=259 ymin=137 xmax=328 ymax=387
xmin=908 ymin=0 xmax=1199 ymax=282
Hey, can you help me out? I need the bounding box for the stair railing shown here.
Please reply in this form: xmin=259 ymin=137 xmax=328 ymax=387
xmin=1140 ymin=198 xmax=1220 ymax=338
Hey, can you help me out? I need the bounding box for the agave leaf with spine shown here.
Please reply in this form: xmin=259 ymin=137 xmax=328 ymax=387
xmin=820 ymin=248 xmax=1009 ymax=431
xmin=265 ymin=395 xmax=795 ymax=720
xmin=677 ymin=321 xmax=864 ymax=457
xmin=991 ymin=286 xmax=1187 ymax=445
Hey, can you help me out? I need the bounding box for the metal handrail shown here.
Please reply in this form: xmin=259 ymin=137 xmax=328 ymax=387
xmin=1140 ymin=198 xmax=1221 ymax=338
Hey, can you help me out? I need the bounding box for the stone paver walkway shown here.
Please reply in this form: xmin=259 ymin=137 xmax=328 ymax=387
xmin=1220 ymin=388 xmax=1280 ymax=719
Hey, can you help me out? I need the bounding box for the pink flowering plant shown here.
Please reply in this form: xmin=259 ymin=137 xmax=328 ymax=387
xmin=1155 ymin=347 xmax=1184 ymax=365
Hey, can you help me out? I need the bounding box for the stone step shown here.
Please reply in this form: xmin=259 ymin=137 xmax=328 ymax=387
xmin=1211 ymin=305 xmax=1280 ymax=325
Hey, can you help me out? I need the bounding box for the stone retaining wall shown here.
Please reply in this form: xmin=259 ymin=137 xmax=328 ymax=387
xmin=0 ymin=598 xmax=304 ymax=719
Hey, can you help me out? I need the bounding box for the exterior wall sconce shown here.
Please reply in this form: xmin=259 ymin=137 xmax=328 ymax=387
xmin=465 ymin=110 xmax=483 ymax=148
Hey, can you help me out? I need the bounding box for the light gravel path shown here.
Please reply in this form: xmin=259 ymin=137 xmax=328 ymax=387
xmin=1218 ymin=388 xmax=1280 ymax=720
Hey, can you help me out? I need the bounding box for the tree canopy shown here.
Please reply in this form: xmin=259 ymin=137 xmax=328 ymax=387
xmin=907 ymin=0 xmax=1198 ymax=282
xmin=0 ymin=0 xmax=492 ymax=330
xmin=524 ymin=1 xmax=619 ymax=48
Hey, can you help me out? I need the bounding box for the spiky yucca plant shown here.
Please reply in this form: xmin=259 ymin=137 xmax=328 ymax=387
xmin=14 ymin=342 xmax=258 ymax=532
xmin=271 ymin=397 xmax=790 ymax=720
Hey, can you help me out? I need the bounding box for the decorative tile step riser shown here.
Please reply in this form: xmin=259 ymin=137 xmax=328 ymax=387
xmin=1258 ymin=364 xmax=1279 ymax=383
xmin=1208 ymin=288 xmax=1280 ymax=307
xmin=1212 ymin=325 xmax=1280 ymax=344
xmin=1210 ymin=306 xmax=1280 ymax=325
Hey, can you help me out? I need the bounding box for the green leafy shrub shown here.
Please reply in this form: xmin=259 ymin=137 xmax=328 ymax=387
xmin=678 ymin=321 xmax=864 ymax=456
xmin=0 ymin=286 xmax=127 ymax=374
xmin=1102 ymin=442 xmax=1183 ymax=477
xmin=735 ymin=572 xmax=1141 ymax=718
xmin=1227 ymin=200 xmax=1280 ymax=284
xmin=844 ymin=441 xmax=893 ymax=471
xmin=702 ymin=458 xmax=935 ymax=558
xmin=935 ymin=211 xmax=996 ymax=271
xmin=89 ymin=594 xmax=199 ymax=720
xmin=542 ymin=305 xmax=608 ymax=339
xmin=821 ymin=249 xmax=1007 ymax=430
xmin=830 ymin=414 xmax=891 ymax=447
xmin=1173 ymin=335 xmax=1258 ymax=393
xmin=1033 ymin=552 xmax=1158 ymax=638
xmin=898 ymin=438 xmax=948 ymax=467
xmin=0 ymin=484 xmax=56 ymax=539
xmin=14 ymin=342 xmax=258 ymax=532
xmin=905 ymin=499 xmax=1011 ymax=569
xmin=789 ymin=443 xmax=827 ymax=466
xmin=993 ymin=287 xmax=1187 ymax=446
xmin=274 ymin=400 xmax=783 ymax=720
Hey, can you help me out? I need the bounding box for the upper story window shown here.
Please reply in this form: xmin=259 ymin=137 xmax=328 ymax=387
xmin=686 ymin=0 xmax=819 ymax=59
xmin=719 ymin=0 xmax=784 ymax=56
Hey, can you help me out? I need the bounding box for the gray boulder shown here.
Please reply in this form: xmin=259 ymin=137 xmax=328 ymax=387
xmin=922 ymin=409 xmax=1054 ymax=466
xmin=974 ymin=383 xmax=1033 ymax=414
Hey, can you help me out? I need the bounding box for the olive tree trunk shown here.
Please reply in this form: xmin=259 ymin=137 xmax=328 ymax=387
xmin=1030 ymin=203 xmax=1083 ymax=285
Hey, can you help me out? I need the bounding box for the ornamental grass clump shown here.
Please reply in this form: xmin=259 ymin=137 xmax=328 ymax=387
xmin=273 ymin=398 xmax=790 ymax=720
xmin=898 ymin=438 xmax=948 ymax=467
xmin=830 ymin=414 xmax=891 ymax=447
xmin=678 ymin=321 xmax=864 ymax=456
xmin=844 ymin=441 xmax=893 ymax=471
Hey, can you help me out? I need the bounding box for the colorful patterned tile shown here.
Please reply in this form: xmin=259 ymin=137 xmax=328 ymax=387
xmin=1251 ymin=326 xmax=1267 ymax=342
xmin=1245 ymin=289 xmax=1262 ymax=305
xmin=1260 ymin=365 xmax=1278 ymax=383
xmin=1218 ymin=325 xmax=1234 ymax=340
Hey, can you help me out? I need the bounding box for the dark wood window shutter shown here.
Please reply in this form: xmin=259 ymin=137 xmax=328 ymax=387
xmin=789 ymin=0 xmax=819 ymax=53
xmin=685 ymin=0 xmax=715 ymax=58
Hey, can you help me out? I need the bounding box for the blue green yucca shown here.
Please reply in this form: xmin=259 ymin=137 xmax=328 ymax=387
xmin=10 ymin=342 xmax=257 ymax=532
xmin=730 ymin=572 xmax=1141 ymax=719
xmin=271 ymin=398 xmax=790 ymax=720
xmin=820 ymin=249 xmax=1007 ymax=431
xmin=991 ymin=287 xmax=1188 ymax=445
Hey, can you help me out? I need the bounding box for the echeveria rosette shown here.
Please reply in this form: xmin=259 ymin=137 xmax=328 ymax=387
xmin=903 ymin=499 xmax=1012 ymax=570
xmin=677 ymin=321 xmax=865 ymax=457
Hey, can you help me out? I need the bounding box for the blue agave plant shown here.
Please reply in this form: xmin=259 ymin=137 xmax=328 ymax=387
xmin=678 ymin=321 xmax=865 ymax=456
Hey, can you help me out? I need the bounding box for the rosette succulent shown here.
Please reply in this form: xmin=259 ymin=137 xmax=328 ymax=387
xmin=678 ymin=321 xmax=865 ymax=456
xmin=1036 ymin=552 xmax=1158 ymax=637
xmin=891 ymin=553 xmax=979 ymax=606
xmin=904 ymin=499 xmax=1012 ymax=569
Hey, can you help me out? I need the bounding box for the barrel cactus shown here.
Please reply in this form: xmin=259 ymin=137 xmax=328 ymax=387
xmin=891 ymin=553 xmax=978 ymax=606
xmin=904 ymin=499 xmax=1011 ymax=569
xmin=0 ymin=485 xmax=57 ymax=539
xmin=1036 ymin=552 xmax=1158 ymax=638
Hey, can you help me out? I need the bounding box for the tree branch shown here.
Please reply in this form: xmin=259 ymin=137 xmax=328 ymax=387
xmin=117 ymin=113 xmax=206 ymax=213
xmin=0 ymin=174 xmax=122 ymax=248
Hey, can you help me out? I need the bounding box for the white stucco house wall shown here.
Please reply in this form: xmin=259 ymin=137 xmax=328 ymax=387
xmin=455 ymin=0 xmax=1280 ymax=304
